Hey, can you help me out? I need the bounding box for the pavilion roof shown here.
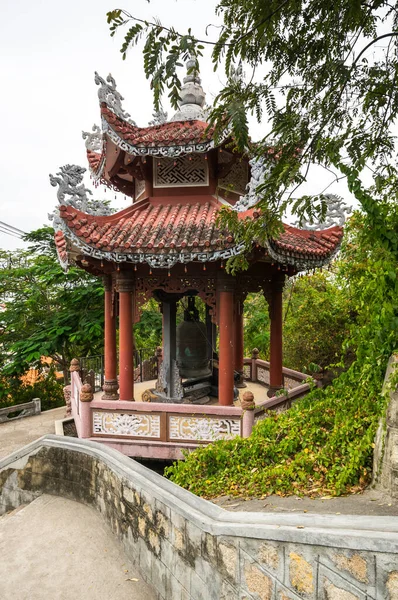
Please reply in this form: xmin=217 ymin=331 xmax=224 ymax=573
xmin=101 ymin=105 xmax=214 ymax=151
xmin=54 ymin=199 xmax=343 ymax=271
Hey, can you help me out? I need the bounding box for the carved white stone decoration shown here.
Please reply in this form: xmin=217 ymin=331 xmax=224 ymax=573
xmin=232 ymin=157 xmax=270 ymax=212
xmin=168 ymin=415 xmax=241 ymax=441
xmin=154 ymin=155 xmax=208 ymax=188
xmin=49 ymin=164 xmax=113 ymax=216
xmin=293 ymin=194 xmax=352 ymax=230
xmin=92 ymin=411 xmax=161 ymax=438
xmin=257 ymin=367 xmax=270 ymax=386
xmin=170 ymin=58 xmax=207 ymax=123
xmin=148 ymin=109 xmax=168 ymax=126
xmin=95 ymin=72 xmax=136 ymax=125
xmin=82 ymin=124 xmax=103 ymax=153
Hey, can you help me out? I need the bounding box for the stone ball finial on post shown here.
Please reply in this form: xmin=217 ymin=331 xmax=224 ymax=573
xmin=242 ymin=391 xmax=255 ymax=438
xmin=69 ymin=358 xmax=80 ymax=372
xmin=80 ymin=383 xmax=94 ymax=403
xmin=251 ymin=348 xmax=259 ymax=360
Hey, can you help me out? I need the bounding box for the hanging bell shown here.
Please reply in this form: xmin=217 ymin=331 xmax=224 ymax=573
xmin=176 ymin=297 xmax=211 ymax=379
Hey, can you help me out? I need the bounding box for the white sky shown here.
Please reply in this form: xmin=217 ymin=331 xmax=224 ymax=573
xmin=0 ymin=0 xmax=355 ymax=252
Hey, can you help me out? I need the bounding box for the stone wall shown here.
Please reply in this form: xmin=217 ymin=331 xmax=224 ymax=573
xmin=373 ymin=354 xmax=398 ymax=497
xmin=1 ymin=436 xmax=398 ymax=600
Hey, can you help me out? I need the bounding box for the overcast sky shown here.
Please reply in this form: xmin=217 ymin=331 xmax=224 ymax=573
xmin=0 ymin=0 xmax=355 ymax=252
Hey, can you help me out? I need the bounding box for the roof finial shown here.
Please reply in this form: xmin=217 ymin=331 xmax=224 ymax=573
xmin=170 ymin=56 xmax=206 ymax=123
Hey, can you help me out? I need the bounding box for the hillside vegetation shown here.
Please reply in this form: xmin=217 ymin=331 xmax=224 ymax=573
xmin=166 ymin=213 xmax=398 ymax=497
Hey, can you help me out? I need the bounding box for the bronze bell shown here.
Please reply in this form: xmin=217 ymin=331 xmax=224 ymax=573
xmin=176 ymin=297 xmax=211 ymax=379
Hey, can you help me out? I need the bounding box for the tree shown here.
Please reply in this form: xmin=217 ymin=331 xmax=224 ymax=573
xmin=0 ymin=227 xmax=104 ymax=379
xmin=282 ymin=272 xmax=350 ymax=372
xmin=107 ymin=2 xmax=398 ymax=259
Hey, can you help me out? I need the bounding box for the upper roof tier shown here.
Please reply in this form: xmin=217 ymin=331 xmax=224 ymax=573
xmin=83 ymin=68 xmax=236 ymax=202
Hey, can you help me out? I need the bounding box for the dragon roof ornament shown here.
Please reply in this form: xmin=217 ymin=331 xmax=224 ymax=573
xmin=49 ymin=165 xmax=113 ymax=216
xmin=94 ymin=72 xmax=136 ymax=126
xmin=82 ymin=124 xmax=103 ymax=153
xmin=293 ymin=194 xmax=352 ymax=230
xmin=232 ymin=157 xmax=270 ymax=212
xmin=148 ymin=109 xmax=168 ymax=126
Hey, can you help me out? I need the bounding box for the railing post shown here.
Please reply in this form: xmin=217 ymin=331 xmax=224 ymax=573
xmin=241 ymin=391 xmax=255 ymax=438
xmin=251 ymin=348 xmax=259 ymax=382
xmin=69 ymin=358 xmax=80 ymax=401
xmin=79 ymin=383 xmax=93 ymax=438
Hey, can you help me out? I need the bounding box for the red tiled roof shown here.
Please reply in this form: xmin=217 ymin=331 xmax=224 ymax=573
xmin=54 ymin=230 xmax=68 ymax=265
xmin=101 ymin=105 xmax=214 ymax=148
xmin=87 ymin=150 xmax=102 ymax=172
xmin=58 ymin=199 xmax=233 ymax=254
xmin=270 ymin=224 xmax=343 ymax=260
xmin=55 ymin=200 xmax=343 ymax=267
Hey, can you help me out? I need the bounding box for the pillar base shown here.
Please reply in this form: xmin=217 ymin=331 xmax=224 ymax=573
xmin=102 ymin=379 xmax=119 ymax=401
xmin=267 ymin=385 xmax=284 ymax=398
xmin=235 ymin=372 xmax=247 ymax=388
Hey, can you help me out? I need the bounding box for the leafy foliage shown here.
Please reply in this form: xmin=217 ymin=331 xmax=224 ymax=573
xmin=282 ymin=272 xmax=350 ymax=372
xmin=243 ymin=293 xmax=270 ymax=358
xmin=165 ymin=213 xmax=398 ymax=497
xmin=0 ymin=227 xmax=104 ymax=378
xmin=134 ymin=298 xmax=162 ymax=349
xmin=107 ymin=2 xmax=398 ymax=246
xmin=0 ymin=367 xmax=65 ymax=412
xmin=243 ymin=274 xmax=351 ymax=372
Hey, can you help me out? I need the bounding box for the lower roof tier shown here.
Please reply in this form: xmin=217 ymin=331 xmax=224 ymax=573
xmin=54 ymin=196 xmax=343 ymax=271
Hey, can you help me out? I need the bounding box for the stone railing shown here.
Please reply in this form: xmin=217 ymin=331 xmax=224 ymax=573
xmin=243 ymin=348 xmax=309 ymax=391
xmin=0 ymin=398 xmax=41 ymax=423
xmin=243 ymin=349 xmax=313 ymax=422
xmin=1 ymin=436 xmax=397 ymax=600
xmin=70 ymin=361 xmax=244 ymax=459
xmin=373 ymin=354 xmax=398 ymax=496
xmin=67 ymin=355 xmax=313 ymax=457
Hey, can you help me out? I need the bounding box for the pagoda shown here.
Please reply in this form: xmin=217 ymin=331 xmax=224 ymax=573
xmin=50 ymin=61 xmax=343 ymax=414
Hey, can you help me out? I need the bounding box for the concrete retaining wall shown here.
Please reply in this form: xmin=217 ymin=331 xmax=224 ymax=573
xmin=1 ymin=436 xmax=398 ymax=600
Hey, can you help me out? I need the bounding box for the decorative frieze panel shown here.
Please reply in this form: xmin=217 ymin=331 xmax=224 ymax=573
xmin=135 ymin=178 xmax=146 ymax=200
xmin=154 ymin=155 xmax=208 ymax=188
xmin=257 ymin=366 xmax=270 ymax=386
xmin=168 ymin=415 xmax=241 ymax=441
xmin=243 ymin=365 xmax=252 ymax=380
xmin=284 ymin=376 xmax=303 ymax=390
xmin=92 ymin=411 xmax=161 ymax=438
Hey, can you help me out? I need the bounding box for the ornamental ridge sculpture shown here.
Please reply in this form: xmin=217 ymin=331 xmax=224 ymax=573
xmin=232 ymin=157 xmax=270 ymax=212
xmin=82 ymin=124 xmax=103 ymax=153
xmin=148 ymin=109 xmax=168 ymax=126
xmin=49 ymin=164 xmax=113 ymax=216
xmin=293 ymin=194 xmax=352 ymax=230
xmin=94 ymin=72 xmax=136 ymax=126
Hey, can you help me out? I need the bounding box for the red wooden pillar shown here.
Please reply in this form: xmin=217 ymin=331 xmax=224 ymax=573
xmin=102 ymin=275 xmax=119 ymax=400
xmin=117 ymin=273 xmax=135 ymax=401
xmin=218 ymin=284 xmax=235 ymax=406
xmin=234 ymin=296 xmax=246 ymax=388
xmin=267 ymin=279 xmax=284 ymax=397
